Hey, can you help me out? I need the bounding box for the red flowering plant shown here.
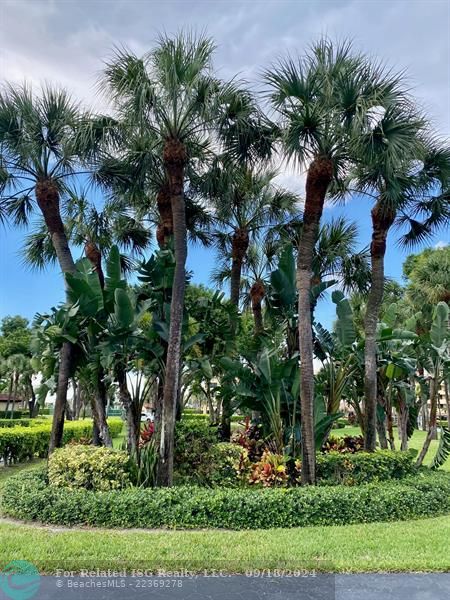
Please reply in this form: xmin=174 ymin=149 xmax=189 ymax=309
xmin=139 ymin=420 xmax=155 ymax=447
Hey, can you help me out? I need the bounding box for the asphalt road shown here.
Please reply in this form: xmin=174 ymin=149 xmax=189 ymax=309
xmin=6 ymin=573 xmax=448 ymax=600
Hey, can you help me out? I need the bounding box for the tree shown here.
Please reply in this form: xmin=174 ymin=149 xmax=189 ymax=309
xmin=0 ymin=84 xmax=111 ymax=450
xmin=103 ymin=33 xmax=234 ymax=485
xmin=266 ymin=40 xmax=404 ymax=482
xmin=352 ymin=117 xmax=450 ymax=450
xmin=209 ymin=167 xmax=297 ymax=307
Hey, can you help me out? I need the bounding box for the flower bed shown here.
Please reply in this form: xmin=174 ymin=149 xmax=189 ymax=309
xmin=0 ymin=418 xmax=123 ymax=463
xmin=2 ymin=468 xmax=449 ymax=530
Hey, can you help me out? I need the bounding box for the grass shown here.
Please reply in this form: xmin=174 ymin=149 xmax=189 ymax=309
xmin=0 ymin=515 xmax=449 ymax=574
xmin=335 ymin=426 xmax=450 ymax=471
xmin=1 ymin=427 xmax=449 ymax=574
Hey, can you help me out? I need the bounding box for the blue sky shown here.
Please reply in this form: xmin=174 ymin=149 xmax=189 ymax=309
xmin=1 ymin=195 xmax=447 ymax=329
xmin=0 ymin=0 xmax=449 ymax=328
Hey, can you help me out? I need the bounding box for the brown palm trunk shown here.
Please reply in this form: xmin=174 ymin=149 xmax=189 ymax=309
xmin=156 ymin=183 xmax=173 ymax=248
xmin=117 ymin=366 xmax=139 ymax=455
xmin=445 ymin=380 xmax=450 ymax=430
xmin=4 ymin=375 xmax=13 ymax=416
xmin=230 ymin=228 xmax=249 ymax=306
xmin=221 ymin=228 xmax=250 ymax=440
xmin=250 ymin=280 xmax=265 ymax=335
xmin=416 ymin=376 xmax=438 ymax=466
xmin=363 ymin=202 xmax=395 ymax=452
xmin=157 ymin=139 xmax=187 ymax=487
xmin=376 ymin=396 xmax=388 ymax=450
xmin=36 ymin=178 xmax=77 ymax=453
xmin=298 ymin=157 xmax=333 ymax=485
xmin=398 ymin=394 xmax=409 ymax=451
xmin=85 ymin=242 xmax=112 ymax=446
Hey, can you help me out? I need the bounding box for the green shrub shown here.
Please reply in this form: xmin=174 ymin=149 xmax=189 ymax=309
xmin=174 ymin=419 xmax=219 ymax=483
xmin=205 ymin=442 xmax=243 ymax=486
xmin=3 ymin=468 xmax=449 ymax=530
xmin=48 ymin=445 xmax=132 ymax=491
xmin=181 ymin=412 xmax=244 ymax=423
xmin=316 ymin=450 xmax=417 ymax=485
xmin=0 ymin=418 xmax=123 ymax=463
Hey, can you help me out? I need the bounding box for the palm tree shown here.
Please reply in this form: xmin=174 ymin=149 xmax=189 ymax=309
xmin=206 ymin=166 xmax=297 ymax=438
xmin=265 ymin=40 xmax=406 ymax=483
xmin=350 ymin=104 xmax=450 ymax=449
xmin=210 ymin=167 xmax=298 ymax=306
xmin=0 ymin=84 xmax=110 ymax=451
xmin=102 ymin=32 xmax=235 ymax=486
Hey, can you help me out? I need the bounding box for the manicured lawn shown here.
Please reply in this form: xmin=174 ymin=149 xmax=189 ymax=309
xmin=0 ymin=516 xmax=449 ymax=574
xmin=335 ymin=425 xmax=450 ymax=471
xmin=1 ymin=429 xmax=449 ymax=574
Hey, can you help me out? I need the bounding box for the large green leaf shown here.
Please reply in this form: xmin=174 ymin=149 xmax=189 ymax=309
xmin=431 ymin=426 xmax=450 ymax=470
xmin=431 ymin=302 xmax=449 ymax=350
xmin=258 ymin=348 xmax=272 ymax=383
xmin=332 ymin=290 xmax=355 ymax=347
xmin=114 ymin=289 xmax=134 ymax=329
xmin=270 ymin=244 xmax=296 ymax=309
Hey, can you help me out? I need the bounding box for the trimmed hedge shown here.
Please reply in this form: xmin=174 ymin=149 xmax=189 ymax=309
xmin=0 ymin=418 xmax=123 ymax=463
xmin=181 ymin=413 xmax=244 ymax=423
xmin=49 ymin=446 xmax=132 ymax=491
xmin=2 ymin=468 xmax=449 ymax=530
xmin=316 ymin=450 xmax=417 ymax=485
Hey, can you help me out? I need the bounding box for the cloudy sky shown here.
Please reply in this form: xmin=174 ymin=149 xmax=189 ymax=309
xmin=0 ymin=0 xmax=449 ymax=324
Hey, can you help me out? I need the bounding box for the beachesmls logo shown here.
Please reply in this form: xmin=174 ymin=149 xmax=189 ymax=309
xmin=0 ymin=561 xmax=41 ymax=600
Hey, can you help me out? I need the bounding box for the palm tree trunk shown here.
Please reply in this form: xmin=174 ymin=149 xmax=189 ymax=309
xmin=363 ymin=203 xmax=395 ymax=452
xmin=297 ymin=157 xmax=333 ymax=485
xmin=117 ymin=366 xmax=140 ymax=456
xmin=398 ymin=395 xmax=409 ymax=451
xmin=95 ymin=376 xmax=113 ymax=447
xmin=157 ymin=139 xmax=187 ymax=487
xmin=230 ymin=228 xmax=249 ymax=306
xmin=36 ymin=178 xmax=77 ymax=454
xmin=156 ymin=183 xmax=173 ymax=248
xmin=416 ymin=376 xmax=438 ymax=466
xmin=85 ymin=242 xmax=112 ymax=446
xmin=445 ymin=379 xmax=450 ymax=430
xmin=11 ymin=372 xmax=19 ymax=418
xmin=221 ymin=228 xmax=250 ymax=440
xmin=5 ymin=375 xmax=13 ymax=417
xmin=250 ymin=280 xmax=265 ymax=335
xmin=376 ymin=396 xmax=388 ymax=449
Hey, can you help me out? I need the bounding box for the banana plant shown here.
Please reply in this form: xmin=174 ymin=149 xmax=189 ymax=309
xmin=416 ymin=301 xmax=450 ymax=467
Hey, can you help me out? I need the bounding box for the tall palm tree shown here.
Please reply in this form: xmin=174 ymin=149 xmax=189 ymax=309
xmin=351 ymin=113 xmax=450 ymax=449
xmin=265 ymin=40 xmax=406 ymax=483
xmin=102 ymin=32 xmax=235 ymax=486
xmin=206 ymin=166 xmax=297 ymax=438
xmin=0 ymin=84 xmax=109 ymax=451
xmin=210 ymin=167 xmax=298 ymax=306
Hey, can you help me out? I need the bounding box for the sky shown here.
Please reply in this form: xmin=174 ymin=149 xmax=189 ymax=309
xmin=0 ymin=0 xmax=449 ymax=328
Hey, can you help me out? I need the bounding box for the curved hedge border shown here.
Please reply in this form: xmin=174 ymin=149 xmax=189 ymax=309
xmin=2 ymin=468 xmax=449 ymax=530
xmin=0 ymin=418 xmax=123 ymax=463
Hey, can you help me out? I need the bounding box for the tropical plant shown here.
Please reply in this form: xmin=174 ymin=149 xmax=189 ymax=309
xmin=266 ymin=40 xmax=405 ymax=481
xmin=0 ymin=84 xmax=113 ymax=450
xmin=102 ymin=32 xmax=241 ymax=485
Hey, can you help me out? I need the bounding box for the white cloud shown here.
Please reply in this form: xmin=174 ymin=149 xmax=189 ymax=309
xmin=435 ymin=240 xmax=449 ymax=249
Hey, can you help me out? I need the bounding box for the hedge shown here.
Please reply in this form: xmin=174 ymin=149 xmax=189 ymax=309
xmin=0 ymin=418 xmax=123 ymax=463
xmin=2 ymin=468 xmax=449 ymax=530
xmin=316 ymin=450 xmax=417 ymax=485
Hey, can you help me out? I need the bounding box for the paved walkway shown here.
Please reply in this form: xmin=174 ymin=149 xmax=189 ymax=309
xmin=13 ymin=573 xmax=449 ymax=600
